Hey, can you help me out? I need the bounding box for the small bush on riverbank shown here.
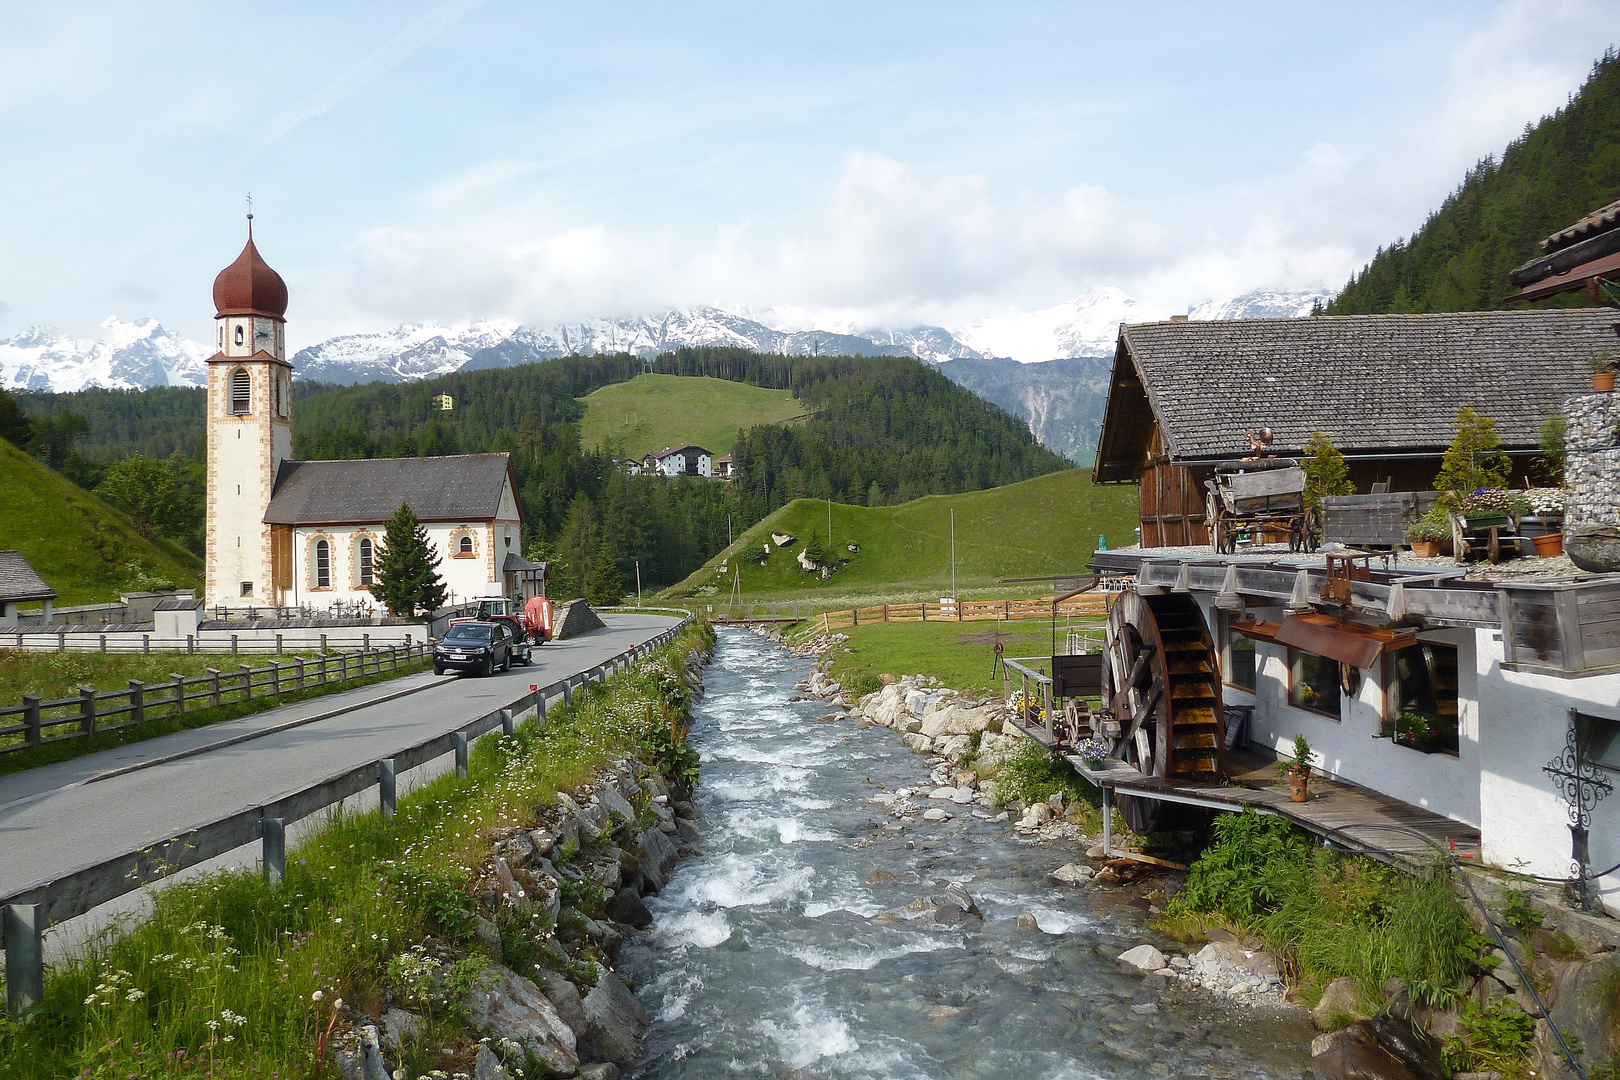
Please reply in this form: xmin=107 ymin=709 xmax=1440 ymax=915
xmin=0 ymin=622 xmax=714 ymax=1079
xmin=994 ymin=737 xmax=1098 ymax=810
xmin=1161 ymin=809 xmax=1485 ymax=1008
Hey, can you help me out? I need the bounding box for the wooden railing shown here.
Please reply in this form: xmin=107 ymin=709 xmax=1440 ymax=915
xmin=2 ymin=617 xmax=693 ymax=1015
xmin=818 ymin=594 xmax=1109 ymax=632
xmin=0 ymin=643 xmax=432 ymax=755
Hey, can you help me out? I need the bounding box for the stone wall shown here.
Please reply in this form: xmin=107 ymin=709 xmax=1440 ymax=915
xmin=1562 ymin=390 xmax=1620 ymax=532
xmin=555 ymin=599 xmax=606 ymax=640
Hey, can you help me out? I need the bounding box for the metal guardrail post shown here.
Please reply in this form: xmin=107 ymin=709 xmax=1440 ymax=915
xmin=262 ymin=817 xmax=285 ymax=887
xmin=453 ymin=732 xmax=469 ymax=778
xmin=501 ymin=708 xmax=514 ymax=737
xmin=79 ymin=686 xmax=96 ymax=735
xmin=99 ymin=634 xmax=106 ymax=653
xmin=562 ymin=680 xmax=572 ymax=708
xmin=129 ymin=681 xmax=145 ymax=725
xmin=4 ymin=903 xmax=43 ymax=1015
xmin=378 ymin=758 xmax=396 ymax=820
xmin=22 ymin=696 xmax=40 ymax=746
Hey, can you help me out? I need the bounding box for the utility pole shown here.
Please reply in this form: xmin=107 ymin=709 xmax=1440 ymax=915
xmin=828 ymin=496 xmax=833 ymax=556
xmin=951 ymin=508 xmax=957 ymax=601
xmin=728 ymin=514 xmax=733 ymax=549
xmin=635 ymin=560 xmax=642 ymax=607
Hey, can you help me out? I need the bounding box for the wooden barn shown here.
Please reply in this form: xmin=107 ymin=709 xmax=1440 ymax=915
xmin=1091 ymin=309 xmax=1617 ymax=548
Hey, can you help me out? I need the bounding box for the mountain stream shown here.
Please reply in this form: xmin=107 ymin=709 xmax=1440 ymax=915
xmin=617 ymin=628 xmax=1314 ymax=1079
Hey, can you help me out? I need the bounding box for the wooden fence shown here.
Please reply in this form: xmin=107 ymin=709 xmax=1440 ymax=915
xmin=0 ymin=643 xmax=432 ymax=756
xmin=1 ymin=616 xmax=693 ymax=1015
xmin=817 ymin=595 xmax=1109 ymax=632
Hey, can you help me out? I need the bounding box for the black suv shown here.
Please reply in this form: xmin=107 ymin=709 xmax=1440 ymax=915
xmin=434 ymin=621 xmax=516 ymax=677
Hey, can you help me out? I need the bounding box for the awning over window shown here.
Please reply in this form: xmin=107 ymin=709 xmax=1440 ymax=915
xmin=1231 ymin=613 xmax=1417 ymax=670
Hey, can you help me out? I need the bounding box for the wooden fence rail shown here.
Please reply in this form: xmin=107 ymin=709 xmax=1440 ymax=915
xmin=0 ymin=642 xmax=431 ymax=755
xmin=817 ymin=595 xmax=1109 ymax=632
xmin=1 ymin=615 xmax=694 ymax=1015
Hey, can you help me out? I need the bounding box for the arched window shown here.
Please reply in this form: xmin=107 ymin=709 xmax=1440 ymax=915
xmin=459 ymin=535 xmax=474 ymax=555
xmin=315 ymin=539 xmax=331 ymax=588
xmin=358 ymin=538 xmax=374 ymax=585
xmin=234 ymin=324 xmax=244 ymax=347
xmin=229 ymin=367 xmax=250 ymax=415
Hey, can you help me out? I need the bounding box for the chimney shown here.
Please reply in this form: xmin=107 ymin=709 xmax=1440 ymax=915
xmin=1170 ymin=314 xmax=1188 ymax=322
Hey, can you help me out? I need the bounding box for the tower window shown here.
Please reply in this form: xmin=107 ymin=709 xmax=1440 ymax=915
xmin=234 ymin=324 xmax=244 ymax=347
xmin=273 ymin=372 xmax=282 ymax=417
xmin=230 ymin=368 xmax=251 ymax=414
xmin=240 ymin=581 xmax=253 ymax=597
xmin=358 ymin=538 xmax=374 ymax=585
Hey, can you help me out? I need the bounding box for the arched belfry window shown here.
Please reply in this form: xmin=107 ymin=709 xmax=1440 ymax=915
xmin=315 ymin=539 xmax=331 ymax=588
xmin=234 ymin=324 xmax=244 ymax=347
xmin=229 ymin=368 xmax=251 ymax=415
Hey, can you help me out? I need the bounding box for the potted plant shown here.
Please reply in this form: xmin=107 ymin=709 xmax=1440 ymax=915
xmin=1406 ymin=509 xmax=1450 ymax=558
xmin=1078 ymin=737 xmax=1110 ymax=771
xmin=1591 ymin=351 xmax=1618 ymax=392
xmin=1460 ymin=488 xmax=1512 ymax=530
xmin=1391 ymin=711 xmax=1441 ymax=753
xmin=1276 ymin=734 xmax=1312 ymax=802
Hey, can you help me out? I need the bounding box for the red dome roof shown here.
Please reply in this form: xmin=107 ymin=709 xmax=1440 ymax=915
xmin=212 ymin=226 xmax=287 ymax=318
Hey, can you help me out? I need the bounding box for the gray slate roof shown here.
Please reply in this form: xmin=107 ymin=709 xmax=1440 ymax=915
xmin=1118 ymin=309 xmax=1618 ymax=462
xmin=0 ymin=551 xmax=55 ymax=603
xmin=265 ymin=453 xmax=514 ymax=525
xmin=502 ymin=552 xmax=546 ymax=574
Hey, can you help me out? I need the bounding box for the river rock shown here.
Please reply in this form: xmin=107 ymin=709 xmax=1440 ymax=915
xmin=937 ymin=734 xmax=973 ymax=763
xmin=528 ymin=967 xmax=588 ymax=1039
xmin=465 ymin=964 xmax=579 ymax=1076
xmin=922 ymin=807 xmax=951 ymax=822
xmin=598 ymin=784 xmax=636 ymax=825
xmin=1314 ymin=976 xmax=1361 ymax=1030
xmin=1050 ymin=863 xmax=1095 ymax=885
xmin=1370 ymin=1009 xmax=1446 ymax=1080
xmin=950 ymin=786 xmax=976 ymax=805
xmin=1017 ymin=913 xmax=1041 ymax=930
xmin=904 ymin=689 xmax=932 ymax=717
xmin=942 ymin=882 xmax=981 ymax=917
xmin=529 ymin=828 xmax=557 ymax=858
xmin=606 ymin=887 xmax=653 ymax=929
xmin=473 ymin=1043 xmax=509 ymax=1080
xmin=901 ymin=733 xmax=934 ymax=754
xmin=581 ymin=972 xmax=650 ymax=1065
xmin=577 ymin=1066 xmax=620 ymax=1080
xmin=1117 ymin=944 xmax=1167 ymax=973
xmin=674 ymin=816 xmax=701 ymax=844
xmin=1309 ymin=1019 xmax=1426 ymax=1080
xmin=929 ymin=787 xmax=958 ymax=800
xmin=380 ymin=1008 xmax=421 ymax=1053
xmin=1539 ymin=952 xmax=1620 ymax=1078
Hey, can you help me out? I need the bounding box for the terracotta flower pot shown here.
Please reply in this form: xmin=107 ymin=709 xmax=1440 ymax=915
xmin=1532 ymin=533 xmax=1564 ymax=558
xmin=1409 ymin=539 xmax=1441 ymax=558
xmin=1594 ymin=371 xmax=1615 ymax=392
xmin=1287 ymin=768 xmax=1309 ymax=803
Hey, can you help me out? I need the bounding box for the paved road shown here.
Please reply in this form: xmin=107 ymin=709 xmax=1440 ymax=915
xmin=0 ymin=613 xmax=680 ymax=902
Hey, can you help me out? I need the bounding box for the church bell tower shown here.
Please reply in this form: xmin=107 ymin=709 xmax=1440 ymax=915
xmin=205 ymin=215 xmax=294 ymax=608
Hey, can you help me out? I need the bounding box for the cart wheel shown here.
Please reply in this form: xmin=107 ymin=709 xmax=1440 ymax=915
xmin=1488 ymin=527 xmax=1501 ymax=564
xmin=1303 ymin=506 xmax=1322 ymax=553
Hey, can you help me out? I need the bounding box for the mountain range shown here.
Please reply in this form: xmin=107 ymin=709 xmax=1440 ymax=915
xmin=0 ymin=287 xmax=1330 ymax=463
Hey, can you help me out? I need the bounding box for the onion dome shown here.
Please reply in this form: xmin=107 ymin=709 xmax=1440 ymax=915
xmin=212 ymin=217 xmax=288 ymax=318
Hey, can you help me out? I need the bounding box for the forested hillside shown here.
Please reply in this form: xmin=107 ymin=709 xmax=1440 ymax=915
xmin=12 ymin=351 xmax=1064 ymax=595
xmin=1329 ymin=51 xmax=1620 ymax=314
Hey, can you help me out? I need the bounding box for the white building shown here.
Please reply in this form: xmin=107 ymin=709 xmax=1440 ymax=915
xmin=202 ymin=219 xmax=537 ymax=612
xmin=651 ymin=444 xmax=713 ymax=478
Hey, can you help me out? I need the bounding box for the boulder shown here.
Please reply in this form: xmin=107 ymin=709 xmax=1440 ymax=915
xmin=901 ymin=733 xmax=935 ymax=755
xmin=492 ymin=857 xmax=531 ymax=911
xmin=580 ymin=972 xmax=650 ymax=1065
xmin=577 ymin=1066 xmax=621 ymax=1080
xmin=597 ymin=784 xmax=636 ymax=826
xmin=942 ymin=882 xmax=981 ymax=918
xmin=1310 ymin=1022 xmax=1421 ymax=1080
xmin=528 ymin=828 xmax=557 ymax=858
xmin=950 ymin=786 xmax=976 ymax=805
xmin=1369 ymin=1009 xmax=1446 ymax=1080
xmin=476 ymin=916 xmax=502 ymax=950
xmin=904 ymin=689 xmax=932 ymax=717
xmin=606 ymin=887 xmax=653 ymax=929
xmin=473 ymin=1044 xmax=509 ymax=1080
xmin=1315 ymin=976 xmax=1361 ymax=1030
xmin=465 ymin=964 xmax=579 ymax=1076
xmin=1050 ymin=863 xmax=1095 ymax=886
xmin=380 ymin=1008 xmax=421 ymax=1054
xmin=929 ymin=787 xmax=959 ymax=800
xmin=937 ymin=734 xmax=973 ymax=763
xmin=922 ymin=807 xmax=951 ymax=822
xmin=674 ymin=817 xmax=701 ymax=845
xmin=530 ymin=967 xmax=589 ymax=1039
xmin=1117 ymin=944 xmax=1168 ymax=973
xmin=1539 ymin=952 xmax=1620 ymax=1079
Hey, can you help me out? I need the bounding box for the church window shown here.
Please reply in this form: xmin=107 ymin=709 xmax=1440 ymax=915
xmin=459 ymin=536 xmax=474 ymax=554
xmin=315 ymin=539 xmax=331 ymax=589
xmin=358 ymin=538 xmax=374 ymax=585
xmin=234 ymin=324 xmax=244 ymax=347
xmin=240 ymin=581 xmax=253 ymax=597
xmin=230 ymin=368 xmax=251 ymax=415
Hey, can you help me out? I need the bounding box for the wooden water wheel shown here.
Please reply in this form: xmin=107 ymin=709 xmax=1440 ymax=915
xmin=1102 ymin=590 xmax=1226 ymax=834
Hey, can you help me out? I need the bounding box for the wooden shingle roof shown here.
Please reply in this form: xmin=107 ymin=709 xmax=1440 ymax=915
xmin=265 ymin=453 xmax=515 ymax=526
xmin=1095 ymin=309 xmax=1618 ymax=477
xmin=0 ymin=551 xmax=56 ymax=603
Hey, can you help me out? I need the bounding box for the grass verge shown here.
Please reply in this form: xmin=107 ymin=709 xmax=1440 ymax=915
xmin=577 ymin=373 xmax=806 ymax=459
xmin=0 ymin=620 xmax=713 ymax=1078
xmin=809 ymin=618 xmax=1103 ymax=700
xmin=0 ymin=656 xmax=433 ymax=777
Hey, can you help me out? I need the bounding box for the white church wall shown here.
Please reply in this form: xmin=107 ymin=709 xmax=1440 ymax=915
xmin=288 ymin=522 xmax=504 ymax=613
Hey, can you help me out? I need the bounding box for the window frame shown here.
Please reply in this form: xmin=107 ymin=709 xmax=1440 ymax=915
xmin=357 ymin=537 xmax=374 ymax=586
xmin=1383 ymin=641 xmax=1461 ymax=756
xmin=314 ymin=538 xmax=331 ymax=590
xmin=228 ymin=367 xmax=251 ymax=415
xmin=1288 ymin=648 xmax=1343 ymax=719
xmin=1221 ymin=613 xmax=1257 ymax=693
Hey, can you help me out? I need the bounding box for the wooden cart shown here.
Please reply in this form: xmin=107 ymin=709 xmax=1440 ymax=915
xmin=1449 ymin=510 xmax=1524 ymax=564
xmin=1204 ymin=462 xmax=1320 ymax=554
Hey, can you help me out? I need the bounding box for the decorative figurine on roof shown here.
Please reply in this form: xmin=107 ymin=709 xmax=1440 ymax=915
xmin=1242 ymin=427 xmax=1275 ymax=461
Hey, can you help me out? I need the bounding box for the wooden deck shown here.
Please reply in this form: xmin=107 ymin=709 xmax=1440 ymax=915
xmin=1066 ymin=748 xmax=1481 ymax=870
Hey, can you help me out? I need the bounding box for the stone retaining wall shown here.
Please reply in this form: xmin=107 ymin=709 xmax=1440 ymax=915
xmin=555 ymin=599 xmax=607 ymax=640
xmin=1562 ymin=390 xmax=1620 ymax=532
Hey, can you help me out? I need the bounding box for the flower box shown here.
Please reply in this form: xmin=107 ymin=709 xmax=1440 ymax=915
xmin=1462 ymin=513 xmax=1508 ymax=529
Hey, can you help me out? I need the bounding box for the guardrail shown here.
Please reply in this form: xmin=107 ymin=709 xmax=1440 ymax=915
xmin=2 ymin=628 xmax=429 ymax=655
xmin=1 ymin=614 xmax=692 ymax=1014
xmin=0 ymin=642 xmax=432 ymax=756
xmin=819 ymin=594 xmax=1109 ymax=632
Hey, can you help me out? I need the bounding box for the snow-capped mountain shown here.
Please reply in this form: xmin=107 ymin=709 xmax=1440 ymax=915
xmin=293 ymin=320 xmax=520 ymax=384
xmin=953 ymin=287 xmax=1156 ymax=363
xmin=1188 ymin=288 xmax=1333 ymax=322
xmin=0 ymin=318 xmax=209 ymax=392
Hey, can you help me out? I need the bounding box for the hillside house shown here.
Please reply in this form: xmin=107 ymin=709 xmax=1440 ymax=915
xmin=714 ymin=453 xmax=733 ymax=479
xmin=0 ymin=552 xmax=54 ymax=625
xmin=1091 ymin=546 xmax=1620 ymax=915
xmin=1092 ymin=310 xmax=1616 ymax=547
xmin=651 ymin=444 xmax=713 ymax=478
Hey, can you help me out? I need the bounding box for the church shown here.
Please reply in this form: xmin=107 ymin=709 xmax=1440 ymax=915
xmin=204 ymin=220 xmax=539 ymax=611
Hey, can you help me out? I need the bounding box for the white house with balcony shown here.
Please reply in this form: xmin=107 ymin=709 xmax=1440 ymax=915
xmin=651 ymin=444 xmax=713 ymax=478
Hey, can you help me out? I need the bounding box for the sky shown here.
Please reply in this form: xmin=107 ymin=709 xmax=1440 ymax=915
xmin=0 ymin=1 xmax=1615 ymax=350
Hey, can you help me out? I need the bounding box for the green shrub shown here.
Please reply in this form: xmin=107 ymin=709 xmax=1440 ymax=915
xmin=994 ymin=738 xmax=1095 ymax=808
xmin=1441 ymin=999 xmax=1538 ymax=1076
xmin=1171 ymin=809 xmax=1314 ymax=921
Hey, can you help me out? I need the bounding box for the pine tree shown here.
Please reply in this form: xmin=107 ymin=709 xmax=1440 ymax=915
xmin=373 ymin=502 xmax=448 ymax=616
xmin=1301 ymin=432 xmax=1354 ymax=511
xmin=585 ymin=537 xmax=623 ymax=605
xmin=802 ymin=527 xmax=828 ymax=568
xmin=1435 ymin=407 xmax=1512 ymax=507
xmin=0 ymin=388 xmax=32 ymax=448
xmin=867 ymin=481 xmax=885 ymax=507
